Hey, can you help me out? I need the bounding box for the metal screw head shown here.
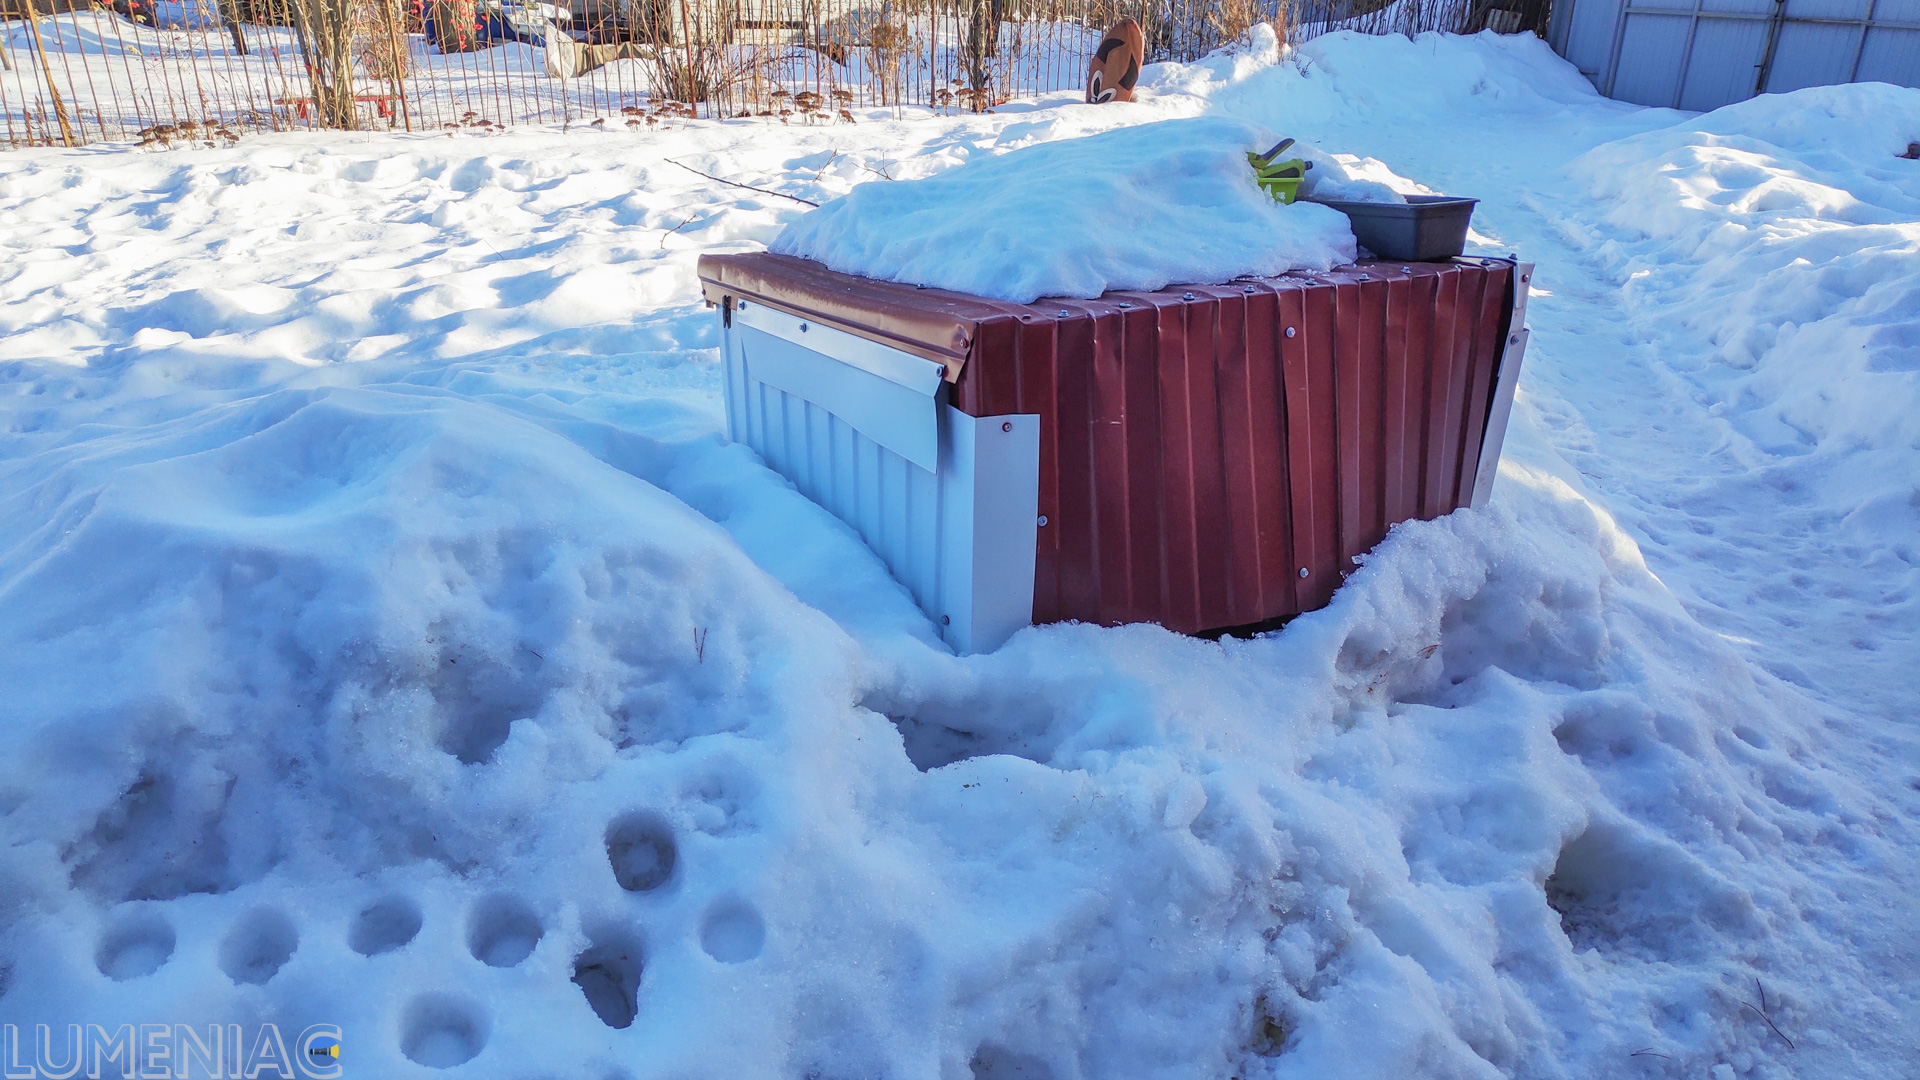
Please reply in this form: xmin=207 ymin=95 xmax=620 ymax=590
xmin=1521 ymin=273 xmax=1530 ymax=283
xmin=1299 ymin=567 xmax=1309 ymax=578
xmin=1001 ymin=421 xmax=1013 ymax=433
xmin=799 ymin=322 xmax=809 ymax=332
xmin=1510 ymin=334 xmax=1520 ymax=344
xmin=1182 ymin=291 xmax=1196 ymax=301
xmin=739 ymin=300 xmax=749 ymax=308
xmin=1359 ymin=274 xmax=1370 ymax=281
xmin=1401 ymin=266 xmax=1411 ymax=273
xmin=1037 ymin=515 xmax=1048 ymax=527
xmin=1285 ymin=326 xmax=1297 ymax=338
xmin=1057 ymin=310 xmax=1070 ymax=318
xmin=941 ymin=615 xmax=951 ymax=626
xmin=915 ymin=283 xmax=927 ymax=289
xmin=1118 ymin=301 xmax=1133 ymax=309
xmin=1243 ymin=285 xmax=1256 ymax=294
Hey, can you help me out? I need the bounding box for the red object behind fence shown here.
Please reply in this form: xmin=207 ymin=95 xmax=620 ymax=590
xmin=699 ymin=253 xmax=1526 ymax=637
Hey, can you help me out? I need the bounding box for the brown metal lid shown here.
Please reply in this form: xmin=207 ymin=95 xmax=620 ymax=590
xmin=697 ymin=251 xmax=1509 ymax=383
xmin=699 ymin=252 xmax=1033 ymax=382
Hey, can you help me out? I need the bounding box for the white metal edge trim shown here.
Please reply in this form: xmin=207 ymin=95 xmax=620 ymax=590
xmin=721 ymin=319 xmax=749 ymax=445
xmin=735 ymin=301 xmax=947 ymax=396
xmin=1471 ymin=262 xmax=1533 ymax=509
xmin=1472 ymin=326 xmax=1529 ymax=510
xmin=937 ymin=408 xmax=1039 ymax=654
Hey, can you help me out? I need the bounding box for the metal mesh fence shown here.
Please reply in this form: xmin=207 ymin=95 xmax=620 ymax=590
xmin=2 ymin=0 xmax=1479 ymax=147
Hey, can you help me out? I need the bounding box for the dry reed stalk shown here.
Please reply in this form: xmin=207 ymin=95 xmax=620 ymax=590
xmin=292 ymin=0 xmax=359 ymax=127
xmin=17 ymin=0 xmax=75 ymax=145
xmin=376 ymin=0 xmax=412 ymax=128
xmin=870 ymin=13 xmax=911 ymax=106
xmin=351 ymin=0 xmax=406 ymax=79
xmin=1206 ymin=0 xmax=1258 ymax=45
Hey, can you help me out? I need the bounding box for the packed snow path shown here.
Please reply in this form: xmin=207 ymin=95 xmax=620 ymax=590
xmin=2 ymin=28 xmax=1917 ymax=1080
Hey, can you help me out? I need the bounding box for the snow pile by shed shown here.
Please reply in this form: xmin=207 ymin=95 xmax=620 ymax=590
xmin=772 ymin=116 xmax=1406 ymax=302
xmin=1564 ymin=80 xmax=1920 ymax=712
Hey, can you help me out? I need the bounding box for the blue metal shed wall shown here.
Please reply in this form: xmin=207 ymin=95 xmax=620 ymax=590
xmin=1550 ymin=0 xmax=1920 ymax=108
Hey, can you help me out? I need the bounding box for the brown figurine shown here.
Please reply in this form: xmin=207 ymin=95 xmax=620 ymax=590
xmin=1086 ymin=18 xmax=1144 ymax=103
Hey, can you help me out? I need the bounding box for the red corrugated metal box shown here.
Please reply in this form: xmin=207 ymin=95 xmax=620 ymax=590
xmin=699 ymin=252 xmax=1528 ymax=637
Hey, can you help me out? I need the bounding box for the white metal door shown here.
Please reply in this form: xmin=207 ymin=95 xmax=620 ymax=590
xmin=719 ymin=300 xmax=1041 ymax=654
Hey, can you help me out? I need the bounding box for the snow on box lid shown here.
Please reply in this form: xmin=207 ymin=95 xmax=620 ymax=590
xmin=767 ymin=117 xmax=1363 ymax=305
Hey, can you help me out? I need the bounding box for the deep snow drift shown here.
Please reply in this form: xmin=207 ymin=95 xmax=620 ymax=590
xmin=2 ymin=27 xmax=1917 ymax=1080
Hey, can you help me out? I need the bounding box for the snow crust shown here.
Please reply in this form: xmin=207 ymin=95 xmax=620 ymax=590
xmin=772 ymin=116 xmax=1360 ymax=302
xmin=1 ymin=26 xmax=1917 ymax=1080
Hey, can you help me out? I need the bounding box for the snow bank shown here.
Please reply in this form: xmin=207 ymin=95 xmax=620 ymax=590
xmin=772 ymin=117 xmax=1358 ymax=302
xmin=0 ymin=27 xmax=1916 ymax=1080
xmin=1564 ymin=82 xmax=1920 ymax=696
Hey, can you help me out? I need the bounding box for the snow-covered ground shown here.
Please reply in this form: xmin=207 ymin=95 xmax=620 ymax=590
xmin=1 ymin=27 xmax=1917 ymax=1080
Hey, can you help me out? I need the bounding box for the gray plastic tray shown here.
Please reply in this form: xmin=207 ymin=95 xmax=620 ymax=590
xmin=1307 ymin=194 xmax=1478 ymax=262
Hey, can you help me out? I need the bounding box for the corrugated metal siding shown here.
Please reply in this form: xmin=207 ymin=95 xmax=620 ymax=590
xmin=950 ymin=261 xmax=1516 ymax=634
xmin=1557 ymin=0 xmax=1920 ymax=108
xmin=724 ymin=321 xmax=944 ymax=612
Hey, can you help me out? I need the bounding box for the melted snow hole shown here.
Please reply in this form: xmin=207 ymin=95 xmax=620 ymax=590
xmin=605 ymin=813 xmax=677 ymax=892
xmin=466 ymin=894 xmax=543 ymax=968
xmin=349 ymin=894 xmax=422 ymax=956
xmin=218 ymin=907 xmax=298 ymax=986
xmin=699 ymin=899 xmax=765 ymax=964
xmin=400 ymin=993 xmax=489 ymax=1069
xmin=95 ymin=910 xmax=175 ymax=981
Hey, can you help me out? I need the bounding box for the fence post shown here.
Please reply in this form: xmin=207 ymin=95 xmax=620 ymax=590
xmin=18 ymin=0 xmax=77 ymax=145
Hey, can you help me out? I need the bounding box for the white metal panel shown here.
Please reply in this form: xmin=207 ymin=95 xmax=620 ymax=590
xmin=1765 ymin=20 xmax=1871 ymax=89
xmin=1858 ymin=26 xmax=1920 ymax=84
xmin=719 ymin=307 xmax=1039 ymax=654
xmin=1561 ymin=0 xmax=1920 ymax=105
xmin=1565 ymin=0 xmax=1627 ymax=82
xmin=1613 ymin=13 xmax=1694 ymax=102
xmin=1782 ymin=0 xmax=1871 ymax=18
xmin=737 ymin=323 xmax=941 ymax=471
xmin=1679 ymin=17 xmax=1773 ymax=107
xmin=734 ymin=300 xmax=945 ymax=397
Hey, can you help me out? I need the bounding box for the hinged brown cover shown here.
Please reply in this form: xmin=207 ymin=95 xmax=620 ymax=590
xmin=700 ymin=252 xmax=1027 ymax=382
xmin=699 ymin=251 xmax=1518 ymax=634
